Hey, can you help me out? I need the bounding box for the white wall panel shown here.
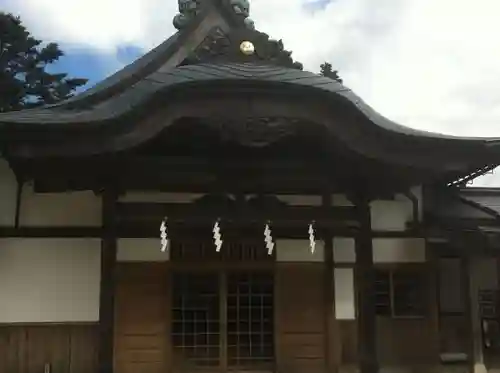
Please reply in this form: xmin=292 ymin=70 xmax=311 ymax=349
xmin=334 ymin=268 xmax=356 ymax=320
xmin=331 ymin=194 xmax=353 ymax=206
xmin=276 ymin=239 xmax=324 ymax=262
xmin=0 ymin=238 xmax=100 ymax=323
xmin=119 ymin=192 xmax=203 ymax=203
xmin=334 ymin=238 xmax=425 ymax=263
xmin=117 ymin=238 xmax=170 ymax=262
xmin=19 ymin=184 xmax=101 ymax=227
xmin=372 ymin=238 xmax=426 ymax=263
xmin=276 ymin=195 xmax=322 ymax=206
xmin=370 ymin=198 xmax=413 ymax=231
xmin=333 ymin=189 xmax=421 ymax=232
xmin=333 ymin=237 xmax=356 ymax=263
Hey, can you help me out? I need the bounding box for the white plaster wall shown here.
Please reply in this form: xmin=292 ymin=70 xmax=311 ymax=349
xmin=370 ymin=196 xmax=414 ymax=231
xmin=333 ymin=187 xmax=422 ymax=232
xmin=0 ymin=159 xmax=17 ymax=226
xmin=276 ymin=195 xmax=322 ymax=206
xmin=118 ymin=192 xmax=419 ymax=235
xmin=19 ymin=183 xmax=101 ymax=226
xmin=335 ymin=268 xmax=355 ymax=320
xmin=1 ymin=157 xmax=101 ymax=227
xmin=334 ymin=238 xmax=356 ymax=263
xmin=276 ymin=239 xmax=324 ymax=262
xmin=117 ymin=238 xmax=170 ymax=262
xmin=119 ymin=192 xmax=203 ymax=203
xmin=373 ymin=238 xmax=426 ymax=263
xmin=333 ymin=238 xmax=426 ymax=264
xmin=332 ymin=194 xmax=354 ymax=206
xmin=0 ymin=238 xmax=101 ymax=323
xmin=274 ymin=237 xmax=423 ymax=263
xmin=277 ymin=191 xmax=422 ymax=233
xmin=333 ymin=237 xmax=426 ymax=320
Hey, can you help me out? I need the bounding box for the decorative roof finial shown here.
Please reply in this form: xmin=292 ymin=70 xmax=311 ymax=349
xmin=173 ymin=0 xmax=201 ymax=30
xmin=229 ymin=0 xmax=255 ymax=30
xmin=172 ymin=0 xmax=255 ymax=31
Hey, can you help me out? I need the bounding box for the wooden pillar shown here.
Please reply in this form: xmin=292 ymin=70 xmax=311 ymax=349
xmin=461 ymin=252 xmax=474 ymax=369
xmin=425 ymin=242 xmax=441 ymax=364
xmin=461 ymin=251 xmax=487 ymax=373
xmin=354 ymin=196 xmax=378 ymax=373
xmin=323 ymin=193 xmax=338 ymax=373
xmin=98 ymin=189 xmax=118 ymax=373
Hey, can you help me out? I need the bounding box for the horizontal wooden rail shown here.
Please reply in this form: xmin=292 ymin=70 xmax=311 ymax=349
xmin=115 ymin=202 xmax=358 ymax=225
xmin=0 ymin=225 xmax=424 ymax=239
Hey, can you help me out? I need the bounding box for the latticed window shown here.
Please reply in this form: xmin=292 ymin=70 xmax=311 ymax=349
xmin=172 ymin=272 xmax=274 ymax=370
xmin=227 ymin=273 xmax=274 ymax=368
xmin=172 ymin=273 xmax=220 ymax=367
xmin=170 ymin=240 xmax=275 ymax=262
xmin=171 ymin=241 xmax=274 ymax=370
xmin=374 ymin=268 xmax=425 ymax=318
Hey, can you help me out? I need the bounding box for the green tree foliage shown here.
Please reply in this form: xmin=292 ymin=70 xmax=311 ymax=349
xmin=319 ymin=62 xmax=343 ymax=84
xmin=0 ymin=12 xmax=87 ymax=112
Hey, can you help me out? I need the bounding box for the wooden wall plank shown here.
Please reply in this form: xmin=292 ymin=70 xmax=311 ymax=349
xmin=0 ymin=323 xmax=97 ymax=373
xmin=114 ymin=262 xmax=170 ymax=373
xmin=275 ymin=263 xmax=326 ymax=373
xmin=339 ymin=318 xmax=438 ymax=366
xmin=69 ymin=325 xmax=98 ymax=373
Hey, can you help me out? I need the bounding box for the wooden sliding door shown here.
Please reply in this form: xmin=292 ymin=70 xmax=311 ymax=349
xmin=171 ymin=270 xmax=274 ymax=372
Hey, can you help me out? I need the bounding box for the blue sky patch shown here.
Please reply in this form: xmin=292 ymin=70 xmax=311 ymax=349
xmin=46 ymin=44 xmax=143 ymax=92
xmin=302 ymin=0 xmax=331 ymax=12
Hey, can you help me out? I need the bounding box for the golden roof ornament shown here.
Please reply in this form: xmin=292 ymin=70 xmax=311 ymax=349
xmin=239 ymin=41 xmax=255 ymax=55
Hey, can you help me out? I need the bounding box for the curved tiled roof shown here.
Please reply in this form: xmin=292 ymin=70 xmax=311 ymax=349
xmin=0 ymin=62 xmax=498 ymax=147
xmin=54 ymin=33 xmax=181 ymax=108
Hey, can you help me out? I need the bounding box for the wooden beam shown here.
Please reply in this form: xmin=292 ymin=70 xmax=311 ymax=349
xmin=98 ymin=189 xmax=118 ymax=373
xmin=322 ymin=193 xmax=338 ymax=372
xmin=0 ymin=226 xmax=102 ymax=238
xmin=461 ymin=253 xmax=488 ymax=373
xmin=460 ymin=254 xmax=474 ymax=371
xmin=22 ymin=156 xmax=339 ymax=194
xmin=19 ymin=156 xmax=410 ymax=195
xmin=425 ymin=240 xmax=441 ymax=364
xmin=354 ymin=196 xmax=378 ymax=373
xmin=0 ymin=225 xmax=425 ymax=239
xmin=22 ymin=156 xmax=332 ymax=176
xmin=115 ymin=202 xmax=358 ymax=226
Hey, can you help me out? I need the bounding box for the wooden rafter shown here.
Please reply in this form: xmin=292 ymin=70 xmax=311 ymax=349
xmin=115 ymin=201 xmax=358 ymax=226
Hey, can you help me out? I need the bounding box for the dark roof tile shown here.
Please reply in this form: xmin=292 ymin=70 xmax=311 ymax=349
xmin=0 ymin=62 xmax=499 ymax=146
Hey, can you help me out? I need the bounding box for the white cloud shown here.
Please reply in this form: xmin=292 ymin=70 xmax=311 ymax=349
xmin=3 ymin=0 xmax=500 ymax=185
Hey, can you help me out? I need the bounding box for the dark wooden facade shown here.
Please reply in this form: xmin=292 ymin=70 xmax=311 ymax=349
xmin=1 ymin=1 xmax=500 ymax=373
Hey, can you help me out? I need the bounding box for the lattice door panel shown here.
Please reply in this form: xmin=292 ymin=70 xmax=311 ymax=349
xmin=227 ymin=272 xmax=274 ymax=370
xmin=172 ymin=273 xmax=220 ymax=369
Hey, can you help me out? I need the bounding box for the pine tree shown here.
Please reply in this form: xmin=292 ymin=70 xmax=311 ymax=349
xmin=319 ymin=62 xmax=343 ymax=84
xmin=0 ymin=12 xmax=87 ymax=112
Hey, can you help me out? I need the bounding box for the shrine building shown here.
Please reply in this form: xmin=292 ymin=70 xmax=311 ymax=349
xmin=1 ymin=1 xmax=500 ymax=372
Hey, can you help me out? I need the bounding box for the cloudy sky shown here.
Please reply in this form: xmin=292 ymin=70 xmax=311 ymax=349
xmin=2 ymin=0 xmax=500 ymax=186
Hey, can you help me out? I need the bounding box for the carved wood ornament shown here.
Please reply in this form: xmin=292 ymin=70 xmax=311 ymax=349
xmin=184 ymin=26 xmax=303 ymax=69
xmin=203 ymin=116 xmax=301 ymax=147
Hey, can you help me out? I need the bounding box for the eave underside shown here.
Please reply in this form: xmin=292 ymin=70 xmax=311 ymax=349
xmin=1 ymin=82 xmax=498 ymax=183
xmin=7 ymin=154 xmax=470 ymax=200
xmin=0 ymin=66 xmax=498 ymax=194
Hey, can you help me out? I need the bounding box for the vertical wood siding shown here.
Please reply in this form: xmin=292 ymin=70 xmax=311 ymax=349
xmin=0 ymin=324 xmax=97 ymax=373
